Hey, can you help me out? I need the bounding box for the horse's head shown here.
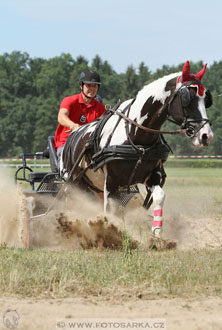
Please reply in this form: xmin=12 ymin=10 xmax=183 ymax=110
xmin=167 ymin=61 xmax=213 ymax=147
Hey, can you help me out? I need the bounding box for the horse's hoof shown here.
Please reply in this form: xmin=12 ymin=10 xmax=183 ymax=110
xmin=148 ymin=235 xmax=177 ymax=250
xmin=97 ymin=237 xmax=104 ymax=248
xmin=153 ymin=228 xmax=161 ymax=238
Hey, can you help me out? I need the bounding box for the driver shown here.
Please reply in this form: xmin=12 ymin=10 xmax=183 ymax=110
xmin=54 ymin=69 xmax=106 ymax=165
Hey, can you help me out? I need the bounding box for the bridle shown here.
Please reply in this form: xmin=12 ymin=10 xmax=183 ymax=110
xmin=167 ymin=80 xmax=210 ymax=138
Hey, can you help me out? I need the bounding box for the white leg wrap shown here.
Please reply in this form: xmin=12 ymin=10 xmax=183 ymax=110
xmin=103 ymin=167 xmax=109 ymax=213
xmin=151 ymin=185 xmax=165 ymax=237
xmin=103 ymin=185 xmax=108 ymax=213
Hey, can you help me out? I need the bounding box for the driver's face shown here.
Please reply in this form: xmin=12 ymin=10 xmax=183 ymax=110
xmin=82 ymin=83 xmax=99 ymax=98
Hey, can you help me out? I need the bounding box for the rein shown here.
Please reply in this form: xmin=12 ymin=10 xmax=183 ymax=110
xmin=106 ymin=103 xmax=186 ymax=135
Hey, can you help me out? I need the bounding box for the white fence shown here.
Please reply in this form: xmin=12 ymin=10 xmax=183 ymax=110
xmin=0 ymin=164 xmax=50 ymax=168
xmin=0 ymin=156 xmax=222 ymax=169
xmin=169 ymin=155 xmax=222 ymax=159
xmin=0 ymin=158 xmax=50 ymax=169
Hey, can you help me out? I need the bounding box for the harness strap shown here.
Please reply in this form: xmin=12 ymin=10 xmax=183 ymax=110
xmin=124 ymin=103 xmax=170 ymax=190
xmin=104 ymin=100 xmax=134 ymax=149
xmin=92 ymin=142 xmax=170 ymax=171
xmin=67 ymin=141 xmax=92 ymax=181
xmin=127 ymin=153 xmax=144 ymax=192
xmin=93 ymin=100 xmax=122 ymax=153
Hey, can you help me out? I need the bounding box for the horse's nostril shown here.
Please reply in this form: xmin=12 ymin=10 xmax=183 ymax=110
xmin=202 ymin=133 xmax=208 ymax=146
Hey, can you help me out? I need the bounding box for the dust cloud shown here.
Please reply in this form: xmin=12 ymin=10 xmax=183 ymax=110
xmin=0 ymin=169 xmax=221 ymax=251
xmin=29 ymin=188 xmax=145 ymax=250
xmin=0 ymin=169 xmax=29 ymax=248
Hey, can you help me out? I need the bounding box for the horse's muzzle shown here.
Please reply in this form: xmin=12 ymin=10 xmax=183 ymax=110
xmin=186 ymin=119 xmax=214 ymax=147
xmin=191 ymin=129 xmax=214 ymax=147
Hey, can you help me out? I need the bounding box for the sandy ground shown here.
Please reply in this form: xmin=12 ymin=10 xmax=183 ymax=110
xmin=0 ymin=173 xmax=222 ymax=329
xmin=1 ymin=296 xmax=222 ymax=330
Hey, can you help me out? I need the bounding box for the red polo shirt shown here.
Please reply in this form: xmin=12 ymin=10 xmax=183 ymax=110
xmin=55 ymin=93 xmax=106 ymax=149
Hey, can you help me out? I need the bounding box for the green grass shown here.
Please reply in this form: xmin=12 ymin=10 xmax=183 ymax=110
xmin=165 ymin=158 xmax=222 ymax=168
xmin=0 ymin=246 xmax=222 ymax=299
xmin=163 ymin=168 xmax=222 ymax=218
xmin=165 ymin=167 xmax=222 ymax=179
xmin=165 ymin=168 xmax=222 ymax=191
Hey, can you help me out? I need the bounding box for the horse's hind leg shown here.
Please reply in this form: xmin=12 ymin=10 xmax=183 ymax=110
xmin=151 ymin=185 xmax=165 ymax=238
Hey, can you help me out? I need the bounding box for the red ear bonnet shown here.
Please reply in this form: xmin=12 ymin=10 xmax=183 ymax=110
xmin=195 ymin=63 xmax=207 ymax=81
xmin=177 ymin=61 xmax=207 ymax=96
xmin=181 ymin=60 xmax=191 ymax=83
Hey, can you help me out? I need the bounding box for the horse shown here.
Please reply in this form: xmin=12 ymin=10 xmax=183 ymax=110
xmin=60 ymin=60 xmax=213 ymax=239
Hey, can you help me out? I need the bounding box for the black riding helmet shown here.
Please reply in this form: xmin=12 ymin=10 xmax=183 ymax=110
xmin=79 ymin=69 xmax=101 ymax=85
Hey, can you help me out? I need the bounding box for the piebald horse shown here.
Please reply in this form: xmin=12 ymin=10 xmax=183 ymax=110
xmin=60 ymin=61 xmax=213 ymax=238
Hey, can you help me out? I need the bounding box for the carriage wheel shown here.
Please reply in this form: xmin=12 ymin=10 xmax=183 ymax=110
xmin=15 ymin=186 xmax=31 ymax=248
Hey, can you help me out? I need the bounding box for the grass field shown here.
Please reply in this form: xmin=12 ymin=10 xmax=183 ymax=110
xmin=0 ymin=166 xmax=222 ymax=299
xmin=163 ymin=167 xmax=222 ymax=219
xmin=0 ymin=246 xmax=221 ymax=299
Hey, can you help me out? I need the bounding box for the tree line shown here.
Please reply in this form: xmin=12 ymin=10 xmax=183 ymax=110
xmin=0 ymin=51 xmax=221 ymax=157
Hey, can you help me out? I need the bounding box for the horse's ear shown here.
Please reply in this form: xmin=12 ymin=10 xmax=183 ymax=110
xmin=196 ymin=63 xmax=207 ymax=81
xmin=181 ymin=61 xmax=191 ymax=82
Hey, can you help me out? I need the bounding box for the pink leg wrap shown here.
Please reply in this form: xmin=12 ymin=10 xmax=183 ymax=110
xmin=152 ymin=207 xmax=163 ymax=233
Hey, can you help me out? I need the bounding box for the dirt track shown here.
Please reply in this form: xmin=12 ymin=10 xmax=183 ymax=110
xmin=1 ymin=296 xmax=222 ymax=330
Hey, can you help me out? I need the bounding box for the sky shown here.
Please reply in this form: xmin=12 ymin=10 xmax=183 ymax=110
xmin=1 ymin=0 xmax=222 ymax=73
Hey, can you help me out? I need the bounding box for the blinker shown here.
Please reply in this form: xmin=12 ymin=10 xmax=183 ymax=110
xmin=180 ymin=87 xmax=191 ymax=107
xmin=205 ymin=89 xmax=213 ymax=108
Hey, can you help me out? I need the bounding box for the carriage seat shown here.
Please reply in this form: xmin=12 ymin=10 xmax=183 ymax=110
xmin=48 ymin=136 xmax=59 ymax=173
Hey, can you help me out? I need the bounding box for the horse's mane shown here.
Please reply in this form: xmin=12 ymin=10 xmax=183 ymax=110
xmin=126 ymin=72 xmax=181 ymax=122
xmin=137 ymin=72 xmax=181 ymax=102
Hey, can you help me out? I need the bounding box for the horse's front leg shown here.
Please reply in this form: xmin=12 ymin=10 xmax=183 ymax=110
xmin=151 ymin=185 xmax=165 ymax=238
xmin=103 ymin=165 xmax=110 ymax=213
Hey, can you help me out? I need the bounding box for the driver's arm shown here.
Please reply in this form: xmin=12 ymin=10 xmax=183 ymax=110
xmin=58 ymin=108 xmax=80 ymax=131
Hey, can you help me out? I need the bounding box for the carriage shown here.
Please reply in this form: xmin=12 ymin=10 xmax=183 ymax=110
xmin=14 ymin=61 xmax=213 ymax=247
xmin=15 ymin=136 xmax=62 ymax=216
xmin=14 ymin=134 xmax=146 ymax=217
